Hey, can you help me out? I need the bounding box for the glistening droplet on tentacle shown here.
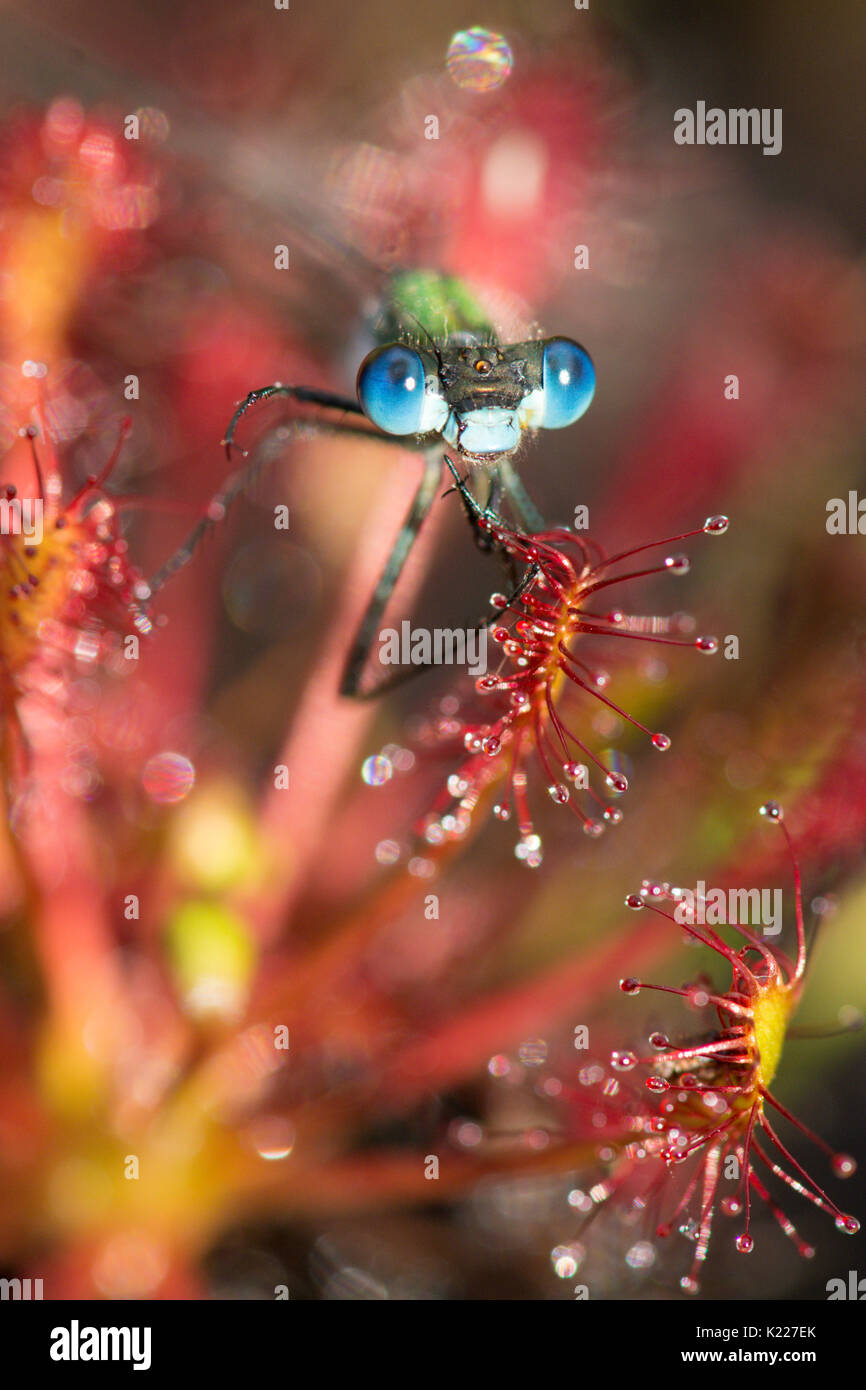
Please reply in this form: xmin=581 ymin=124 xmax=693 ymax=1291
xmin=411 ymin=501 xmax=727 ymax=863
xmin=606 ymin=805 xmax=859 ymax=1291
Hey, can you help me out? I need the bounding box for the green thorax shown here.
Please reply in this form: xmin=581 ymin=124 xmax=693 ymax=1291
xmin=374 ymin=269 xmax=496 ymax=348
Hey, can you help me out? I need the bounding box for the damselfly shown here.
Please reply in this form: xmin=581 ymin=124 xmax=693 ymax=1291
xmin=149 ymin=268 xmax=595 ymax=697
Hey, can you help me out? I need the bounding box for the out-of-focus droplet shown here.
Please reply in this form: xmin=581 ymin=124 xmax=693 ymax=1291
xmin=92 ymin=1232 xmax=169 ymax=1298
xmin=407 ymin=856 xmax=435 ymax=877
xmin=518 ymin=1037 xmax=548 ymax=1067
xmin=831 ymin=1153 xmax=857 ymax=1178
xmin=450 ymin=1119 xmax=483 ymax=1148
xmin=446 ymin=27 xmax=513 ymax=92
xmin=362 ymin=753 xmax=393 ymax=786
xmin=142 ymin=751 xmax=195 ymax=804
xmin=171 ymin=782 xmax=265 ymax=891
xmin=481 ymin=131 xmax=547 ymax=217
xmin=625 ymin=1241 xmax=656 ymax=1270
xmin=375 ymin=839 xmax=400 ymax=865
xmin=223 ymin=542 xmax=321 ymax=638
xmin=551 ymin=1243 xmax=584 ymax=1279
xmin=134 ymin=106 xmax=170 ymax=142
xmin=248 ymin=1116 xmax=295 ymax=1161
xmin=164 ymin=900 xmax=256 ymax=1022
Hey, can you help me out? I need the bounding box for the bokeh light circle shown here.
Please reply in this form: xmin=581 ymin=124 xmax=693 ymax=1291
xmin=446 ymin=28 xmax=513 ymax=92
xmin=142 ymin=751 xmax=196 ymax=804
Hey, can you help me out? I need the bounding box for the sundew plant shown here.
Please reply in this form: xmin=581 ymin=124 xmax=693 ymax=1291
xmin=0 ymin=1 xmax=864 ymax=1307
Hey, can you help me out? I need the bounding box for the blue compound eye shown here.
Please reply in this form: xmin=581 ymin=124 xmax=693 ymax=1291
xmin=357 ymin=344 xmax=430 ymax=436
xmin=540 ymin=338 xmax=596 ymax=429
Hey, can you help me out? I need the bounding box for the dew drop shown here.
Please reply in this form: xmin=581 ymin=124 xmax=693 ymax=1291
xmin=483 ymin=735 xmax=501 ymax=756
xmin=652 ymin=732 xmax=671 ymax=751
xmin=493 ymin=803 xmax=511 ymax=821
xmin=703 ymin=515 xmax=729 ymax=535
xmin=582 ymin=819 xmax=604 ymax=838
xmin=620 ymin=978 xmax=642 ymax=995
xmin=695 ymin=635 xmax=718 ymax=654
xmin=475 ymin=675 xmax=499 ymax=692
xmin=759 ymin=799 xmax=783 ymax=822
xmin=832 ymin=1153 xmax=856 ymax=1179
xmin=646 ymin=1076 xmax=669 ymax=1093
xmin=735 ymin=1233 xmax=754 ymax=1253
xmin=490 ymin=591 xmax=509 ymax=609
xmin=603 ymin=806 xmax=624 ymax=825
xmin=361 ymin=754 xmax=393 ymax=787
xmin=649 ymin=1032 xmax=670 ymax=1049
xmin=680 ymin=1275 xmax=700 ymax=1294
xmin=721 ymin=1197 xmax=742 ymax=1217
xmin=547 ymin=783 xmax=570 ymax=804
xmin=625 ymin=894 xmax=644 ymax=910
xmin=605 ymin=771 xmax=629 ymax=793
xmin=611 ymin=1051 xmax=637 ymax=1072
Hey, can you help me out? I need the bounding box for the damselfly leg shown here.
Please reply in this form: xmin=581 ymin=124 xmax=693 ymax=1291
xmin=148 ymin=386 xmax=521 ymax=698
xmin=150 ymin=271 xmax=596 ymax=700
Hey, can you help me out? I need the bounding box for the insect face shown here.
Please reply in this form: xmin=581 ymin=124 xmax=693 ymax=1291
xmin=356 ymin=335 xmax=596 ymax=460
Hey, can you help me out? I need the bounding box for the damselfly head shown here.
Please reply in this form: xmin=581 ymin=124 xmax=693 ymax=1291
xmin=356 ymin=335 xmax=595 ymax=459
